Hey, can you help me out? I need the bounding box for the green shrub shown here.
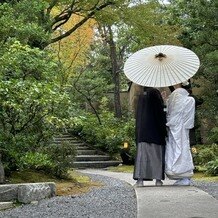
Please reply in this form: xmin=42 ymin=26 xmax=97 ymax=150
xmin=44 ymin=141 xmax=77 ymax=179
xmin=205 ymin=158 xmax=218 ymax=176
xmin=14 ymin=139 xmax=77 ymax=179
xmin=70 ymin=111 xmax=136 ymax=158
xmin=129 ymin=145 xmax=137 ymax=160
xmin=193 ymin=144 xmax=218 ymax=166
xmin=19 ymin=152 xmax=53 ymax=171
xmin=208 ymin=127 xmax=218 ymax=144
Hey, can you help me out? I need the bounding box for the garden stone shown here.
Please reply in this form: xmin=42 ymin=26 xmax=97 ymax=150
xmin=0 ymin=202 xmax=14 ymax=211
xmin=0 ymin=184 xmax=18 ymax=202
xmin=18 ymin=182 xmax=56 ymax=204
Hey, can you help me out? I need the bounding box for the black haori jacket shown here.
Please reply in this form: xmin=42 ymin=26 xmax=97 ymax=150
xmin=135 ymin=87 xmax=167 ymax=146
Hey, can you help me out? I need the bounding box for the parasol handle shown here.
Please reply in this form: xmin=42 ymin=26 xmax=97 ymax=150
xmin=155 ymin=52 xmax=166 ymax=61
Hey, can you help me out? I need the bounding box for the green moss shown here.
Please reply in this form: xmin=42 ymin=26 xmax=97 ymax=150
xmin=7 ymin=169 xmax=89 ymax=184
xmin=107 ymin=164 xmax=134 ymax=173
xmin=68 ymin=170 xmax=91 ymax=183
xmin=8 ymin=170 xmax=57 ymax=184
xmin=193 ymin=172 xmax=218 ymax=182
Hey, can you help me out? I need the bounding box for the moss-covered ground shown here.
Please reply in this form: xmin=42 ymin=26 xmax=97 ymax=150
xmin=6 ymin=170 xmax=102 ymax=196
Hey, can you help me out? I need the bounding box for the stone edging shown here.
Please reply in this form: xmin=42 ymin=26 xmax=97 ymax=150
xmin=0 ymin=182 xmax=56 ymax=204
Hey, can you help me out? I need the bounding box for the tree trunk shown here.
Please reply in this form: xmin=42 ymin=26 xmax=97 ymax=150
xmin=108 ymin=26 xmax=122 ymax=118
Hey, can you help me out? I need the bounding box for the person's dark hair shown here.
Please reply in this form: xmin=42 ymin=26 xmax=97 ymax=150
xmin=181 ymin=80 xmax=192 ymax=90
xmin=143 ymin=86 xmax=149 ymax=92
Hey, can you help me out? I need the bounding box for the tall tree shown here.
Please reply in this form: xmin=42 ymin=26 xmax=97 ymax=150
xmin=166 ymin=0 xmax=218 ymax=136
xmin=92 ymin=0 xmax=181 ymax=117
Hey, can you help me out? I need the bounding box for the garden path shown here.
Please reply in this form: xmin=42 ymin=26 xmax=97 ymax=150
xmin=80 ymin=169 xmax=218 ymax=218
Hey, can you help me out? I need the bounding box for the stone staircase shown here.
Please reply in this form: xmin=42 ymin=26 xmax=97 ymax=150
xmin=54 ymin=134 xmax=121 ymax=169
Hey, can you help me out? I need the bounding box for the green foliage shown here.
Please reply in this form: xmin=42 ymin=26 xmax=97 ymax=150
xmin=121 ymin=1 xmax=181 ymax=51
xmin=44 ymin=141 xmax=77 ymax=179
xmin=72 ymin=65 xmax=112 ymax=105
xmin=0 ymin=41 xmax=72 ymax=174
xmin=3 ymin=140 xmax=77 ymax=179
xmin=68 ymin=95 xmax=136 ymax=158
xmin=19 ymin=152 xmax=53 ymax=171
xmin=193 ymin=144 xmax=218 ymax=167
xmin=0 ymin=1 xmax=49 ymax=48
xmin=166 ymin=0 xmax=218 ymax=134
xmin=79 ymin=112 xmax=122 ymax=153
xmin=205 ymin=159 xmax=218 ymax=176
xmin=0 ymin=1 xmax=74 ymax=177
xmin=71 ymin=110 xmax=136 ymax=156
xmin=0 ymin=40 xmax=56 ymax=80
xmin=208 ymin=127 xmax=218 ymax=144
xmin=12 ymin=141 xmax=77 ymax=179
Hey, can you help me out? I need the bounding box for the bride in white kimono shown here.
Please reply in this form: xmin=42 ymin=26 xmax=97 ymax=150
xmin=165 ymin=83 xmax=195 ymax=186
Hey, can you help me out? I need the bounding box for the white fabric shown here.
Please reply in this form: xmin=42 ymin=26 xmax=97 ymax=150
xmin=165 ymin=88 xmax=195 ymax=179
xmin=173 ymin=178 xmax=191 ymax=186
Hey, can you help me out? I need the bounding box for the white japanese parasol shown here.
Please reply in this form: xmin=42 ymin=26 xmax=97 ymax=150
xmin=123 ymin=45 xmax=200 ymax=87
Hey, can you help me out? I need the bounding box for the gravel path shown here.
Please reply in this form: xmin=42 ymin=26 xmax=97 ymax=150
xmin=192 ymin=180 xmax=218 ymax=200
xmin=0 ymin=174 xmax=137 ymax=218
xmin=0 ymin=173 xmax=217 ymax=218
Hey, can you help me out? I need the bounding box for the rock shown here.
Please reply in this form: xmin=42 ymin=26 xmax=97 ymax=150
xmin=0 ymin=202 xmax=14 ymax=211
xmin=0 ymin=184 xmax=19 ymax=202
xmin=0 ymin=182 xmax=56 ymax=203
xmin=18 ymin=182 xmax=56 ymax=204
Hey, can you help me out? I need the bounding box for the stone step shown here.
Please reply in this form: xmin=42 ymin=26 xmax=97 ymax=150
xmin=54 ymin=138 xmax=78 ymax=142
xmin=54 ymin=141 xmax=85 ymax=145
xmin=54 ymin=136 xmax=120 ymax=169
xmin=53 ymin=141 xmax=83 ymax=145
xmin=71 ymin=142 xmax=87 ymax=146
xmin=75 ymin=155 xmax=111 ymax=161
xmin=76 ymin=149 xmax=100 ymax=155
xmin=55 ymin=134 xmax=72 ymax=137
xmin=76 ymin=145 xmax=91 ymax=150
xmin=72 ymin=160 xmax=121 ymax=169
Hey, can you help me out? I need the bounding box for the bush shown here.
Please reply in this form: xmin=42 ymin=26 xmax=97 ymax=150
xmin=44 ymin=141 xmax=77 ymax=179
xmin=70 ymin=111 xmax=136 ymax=158
xmin=19 ymin=152 xmax=53 ymax=171
xmin=12 ymin=140 xmax=77 ymax=179
xmin=208 ymin=127 xmax=218 ymax=144
xmin=205 ymin=158 xmax=218 ymax=176
xmin=193 ymin=144 xmax=218 ymax=166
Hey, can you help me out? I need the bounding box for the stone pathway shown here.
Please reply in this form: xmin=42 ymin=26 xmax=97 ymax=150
xmin=80 ymin=169 xmax=218 ymax=218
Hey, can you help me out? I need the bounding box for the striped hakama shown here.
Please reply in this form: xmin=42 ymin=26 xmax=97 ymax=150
xmin=133 ymin=142 xmax=165 ymax=181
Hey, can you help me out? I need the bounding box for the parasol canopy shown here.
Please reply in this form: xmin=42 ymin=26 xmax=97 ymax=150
xmin=123 ymin=45 xmax=200 ymax=87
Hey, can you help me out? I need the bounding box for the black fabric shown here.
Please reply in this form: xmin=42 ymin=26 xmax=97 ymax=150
xmin=120 ymin=148 xmax=134 ymax=165
xmin=135 ymin=88 xmax=167 ymax=145
xmin=189 ymin=94 xmax=204 ymax=146
xmin=169 ymin=86 xmax=175 ymax=93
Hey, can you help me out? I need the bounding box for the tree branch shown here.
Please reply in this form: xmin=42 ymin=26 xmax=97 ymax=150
xmin=73 ymin=69 xmax=102 ymax=125
xmin=46 ymin=0 xmax=60 ymax=16
xmin=47 ymin=1 xmax=114 ymax=45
